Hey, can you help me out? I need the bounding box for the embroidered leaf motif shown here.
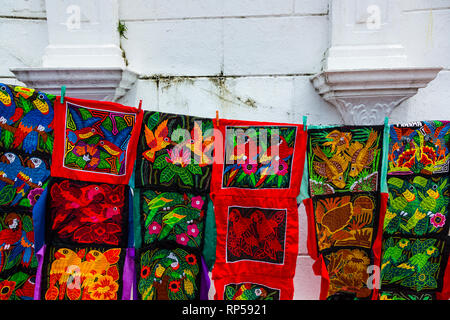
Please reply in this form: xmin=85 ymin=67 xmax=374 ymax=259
xmin=102 ymin=117 xmax=113 ymax=132
xmin=147 ymin=112 xmax=160 ymax=131
xmin=22 ymin=215 xmax=33 ymax=233
xmin=178 ymin=170 xmax=193 ymax=186
xmin=225 ymin=286 xmax=236 ymax=300
xmin=187 ymin=164 xmax=202 ymax=175
xmin=160 ymin=167 xmax=176 ymax=183
xmin=78 ymin=107 xmax=92 ymax=120
xmin=9 ymin=271 xmax=28 ymax=289
xmin=115 ymin=116 xmax=128 ymax=132
xmin=0 ymin=185 xmax=15 ymax=205
xmin=154 ymin=154 xmax=169 ymax=170
xmin=1 ymin=130 xmax=13 ymax=149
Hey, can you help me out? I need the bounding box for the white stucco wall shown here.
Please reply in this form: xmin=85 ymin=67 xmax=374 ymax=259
xmin=1 ymin=0 xmax=450 ymax=300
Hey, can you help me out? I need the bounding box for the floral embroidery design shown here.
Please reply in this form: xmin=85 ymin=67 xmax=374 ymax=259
xmin=0 ymin=272 xmax=35 ymax=300
xmin=312 ymin=193 xmax=379 ymax=251
xmin=324 ymin=248 xmax=372 ymax=299
xmin=307 ymin=127 xmax=383 ymax=196
xmin=137 ymin=246 xmax=200 ymax=300
xmin=381 ymin=237 xmax=447 ymax=292
xmin=224 ymin=282 xmax=280 ymax=300
xmin=42 ymin=246 xmax=123 ymax=300
xmin=48 ymin=178 xmax=128 ymax=247
xmin=388 ymin=121 xmax=450 ymax=175
xmin=141 ymin=189 xmax=206 ymax=249
xmin=63 ymin=102 xmax=136 ymax=176
xmin=135 ymin=111 xmax=214 ymax=193
xmin=385 ymin=175 xmax=449 ymax=236
xmin=222 ymin=126 xmax=297 ymax=189
xmin=226 ymin=206 xmax=287 ymax=264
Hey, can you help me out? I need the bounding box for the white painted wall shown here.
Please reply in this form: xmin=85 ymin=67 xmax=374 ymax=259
xmin=1 ymin=0 xmax=450 ymax=300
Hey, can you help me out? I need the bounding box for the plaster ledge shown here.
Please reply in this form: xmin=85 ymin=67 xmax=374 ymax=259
xmin=310 ymin=68 xmax=443 ymax=125
xmin=9 ymin=67 xmax=138 ymax=102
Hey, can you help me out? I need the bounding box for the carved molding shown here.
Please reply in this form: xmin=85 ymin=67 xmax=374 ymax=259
xmin=9 ymin=67 xmax=138 ymax=101
xmin=311 ymin=68 xmax=442 ymax=125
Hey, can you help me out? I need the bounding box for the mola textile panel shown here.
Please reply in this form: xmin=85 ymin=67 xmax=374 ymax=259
xmin=303 ymin=124 xmax=388 ymax=300
xmin=0 ymin=84 xmax=56 ymax=300
xmin=380 ymin=120 xmax=450 ymax=300
xmin=210 ymin=118 xmax=307 ymax=300
xmin=51 ymin=96 xmax=143 ymax=185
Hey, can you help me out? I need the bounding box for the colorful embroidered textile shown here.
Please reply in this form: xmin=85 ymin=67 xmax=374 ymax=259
xmin=307 ymin=126 xmax=384 ymax=196
xmin=311 ymin=192 xmax=382 ymax=252
xmin=0 ymin=270 xmax=35 ymax=300
xmin=0 ymin=84 xmax=55 ymax=155
xmin=0 ymin=148 xmax=51 ymax=208
xmin=51 ymin=97 xmax=143 ymax=185
xmin=46 ymin=178 xmax=130 ymax=247
xmin=385 ymin=175 xmax=449 ymax=237
xmin=323 ymin=248 xmax=374 ymax=300
xmin=0 ymin=208 xmax=37 ymax=277
xmin=214 ymin=274 xmax=294 ymax=300
xmin=133 ymin=111 xmax=214 ymax=300
xmin=137 ymin=245 xmax=201 ymax=300
xmin=0 ymin=84 xmax=55 ymax=300
xmin=388 ymin=121 xmax=450 ymax=175
xmin=210 ymin=119 xmax=306 ymax=300
xmin=304 ymin=124 xmax=388 ymax=300
xmin=381 ymin=121 xmax=450 ymax=300
xmin=212 ymin=196 xmax=298 ymax=281
xmin=211 ymin=119 xmax=307 ymax=198
xmin=41 ymin=246 xmax=126 ymax=300
xmin=135 ymin=111 xmax=214 ymax=194
xmin=381 ymin=236 xmax=449 ymax=293
xmin=140 ymin=189 xmax=206 ymax=250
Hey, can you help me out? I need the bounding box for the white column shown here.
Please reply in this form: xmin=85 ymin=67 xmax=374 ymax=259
xmin=42 ymin=0 xmax=124 ymax=68
xmin=311 ymin=0 xmax=441 ymax=125
xmin=10 ymin=0 xmax=137 ymax=101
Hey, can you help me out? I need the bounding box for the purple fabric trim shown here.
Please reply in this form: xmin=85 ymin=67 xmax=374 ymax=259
xmin=200 ymin=256 xmax=211 ymax=300
xmin=122 ymin=247 xmax=136 ymax=300
xmin=33 ymin=245 xmax=46 ymax=300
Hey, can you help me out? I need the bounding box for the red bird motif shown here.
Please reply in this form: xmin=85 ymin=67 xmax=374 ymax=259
xmin=228 ymin=209 xmax=259 ymax=256
xmin=0 ymin=213 xmax=22 ymax=270
xmin=251 ymin=210 xmax=284 ymax=260
xmin=259 ymin=135 xmax=293 ymax=164
xmin=51 ymin=181 xmax=124 ymax=239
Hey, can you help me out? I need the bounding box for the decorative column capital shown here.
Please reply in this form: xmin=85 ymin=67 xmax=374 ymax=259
xmin=10 ymin=67 xmax=138 ymax=102
xmin=311 ymin=68 xmax=442 ymax=125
